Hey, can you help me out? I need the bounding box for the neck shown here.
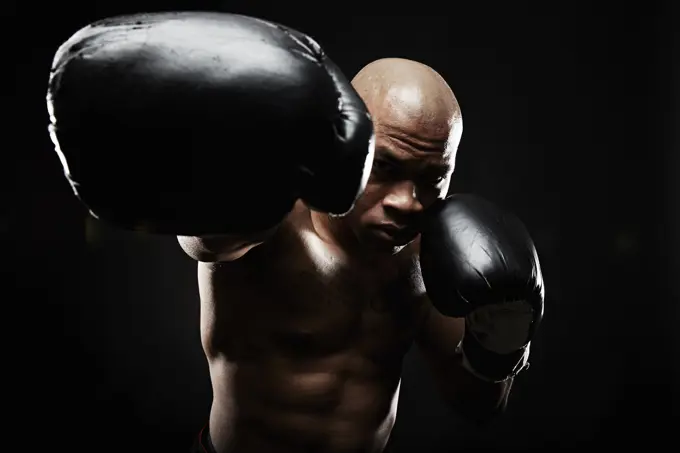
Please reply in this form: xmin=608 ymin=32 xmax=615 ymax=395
xmin=310 ymin=210 xmax=358 ymax=252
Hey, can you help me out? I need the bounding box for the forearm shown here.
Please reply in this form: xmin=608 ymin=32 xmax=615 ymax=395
xmin=420 ymin=344 xmax=513 ymax=423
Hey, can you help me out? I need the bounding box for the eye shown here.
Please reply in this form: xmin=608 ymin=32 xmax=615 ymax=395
xmin=372 ymin=158 xmax=395 ymax=173
xmin=421 ymin=174 xmax=446 ymax=187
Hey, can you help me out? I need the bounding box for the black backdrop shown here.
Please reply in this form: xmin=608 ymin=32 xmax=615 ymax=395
xmin=9 ymin=1 xmax=679 ymax=452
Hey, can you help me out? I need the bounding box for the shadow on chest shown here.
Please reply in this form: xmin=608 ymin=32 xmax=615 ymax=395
xmin=223 ymin=236 xmax=420 ymax=360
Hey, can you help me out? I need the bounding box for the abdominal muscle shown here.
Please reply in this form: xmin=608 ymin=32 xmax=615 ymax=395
xmin=207 ymin=353 xmax=401 ymax=453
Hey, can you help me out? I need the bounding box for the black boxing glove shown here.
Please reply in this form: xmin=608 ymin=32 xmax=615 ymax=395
xmin=47 ymin=12 xmax=374 ymax=236
xmin=419 ymin=194 xmax=545 ymax=382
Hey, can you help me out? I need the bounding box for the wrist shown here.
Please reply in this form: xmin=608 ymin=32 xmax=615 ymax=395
xmin=458 ymin=332 xmax=531 ymax=383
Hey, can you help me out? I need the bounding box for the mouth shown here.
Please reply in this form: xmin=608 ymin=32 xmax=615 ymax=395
xmin=371 ymin=223 xmax=414 ymax=244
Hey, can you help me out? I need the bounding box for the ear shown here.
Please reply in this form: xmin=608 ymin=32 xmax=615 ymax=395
xmin=439 ymin=173 xmax=453 ymax=198
xmin=445 ymin=116 xmax=463 ymax=158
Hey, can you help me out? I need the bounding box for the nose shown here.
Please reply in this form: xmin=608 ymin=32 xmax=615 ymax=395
xmin=382 ymin=180 xmax=424 ymax=216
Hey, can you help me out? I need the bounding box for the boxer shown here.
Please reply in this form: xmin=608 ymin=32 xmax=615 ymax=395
xmin=47 ymin=12 xmax=544 ymax=453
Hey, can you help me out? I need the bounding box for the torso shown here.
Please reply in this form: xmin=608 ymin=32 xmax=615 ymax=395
xmin=197 ymin=204 xmax=427 ymax=453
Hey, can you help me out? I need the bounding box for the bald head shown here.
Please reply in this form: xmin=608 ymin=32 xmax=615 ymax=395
xmin=351 ymin=58 xmax=462 ymax=156
xmin=323 ymin=60 xmax=461 ymax=252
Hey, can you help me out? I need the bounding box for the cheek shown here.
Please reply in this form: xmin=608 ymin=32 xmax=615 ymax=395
xmin=352 ymin=181 xmax=387 ymax=218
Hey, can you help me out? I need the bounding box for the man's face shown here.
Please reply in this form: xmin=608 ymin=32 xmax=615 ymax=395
xmin=341 ymin=101 xmax=461 ymax=254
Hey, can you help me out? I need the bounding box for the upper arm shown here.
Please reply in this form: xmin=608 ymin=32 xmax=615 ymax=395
xmin=415 ymin=295 xmax=465 ymax=361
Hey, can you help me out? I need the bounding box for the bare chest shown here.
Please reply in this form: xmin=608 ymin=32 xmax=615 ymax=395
xmin=200 ymin=232 xmax=423 ymax=369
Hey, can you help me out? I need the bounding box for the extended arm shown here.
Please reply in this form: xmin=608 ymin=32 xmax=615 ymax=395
xmin=47 ymin=12 xmax=374 ymax=252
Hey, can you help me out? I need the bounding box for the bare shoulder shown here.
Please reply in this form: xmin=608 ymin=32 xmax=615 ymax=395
xmin=195 ymin=227 xmax=300 ymax=309
xmin=216 ymin=202 xmax=316 ymax=272
xmin=177 ymin=202 xmax=311 ymax=263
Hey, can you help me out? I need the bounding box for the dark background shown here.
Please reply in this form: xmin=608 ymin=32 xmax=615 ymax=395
xmin=9 ymin=1 xmax=678 ymax=452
